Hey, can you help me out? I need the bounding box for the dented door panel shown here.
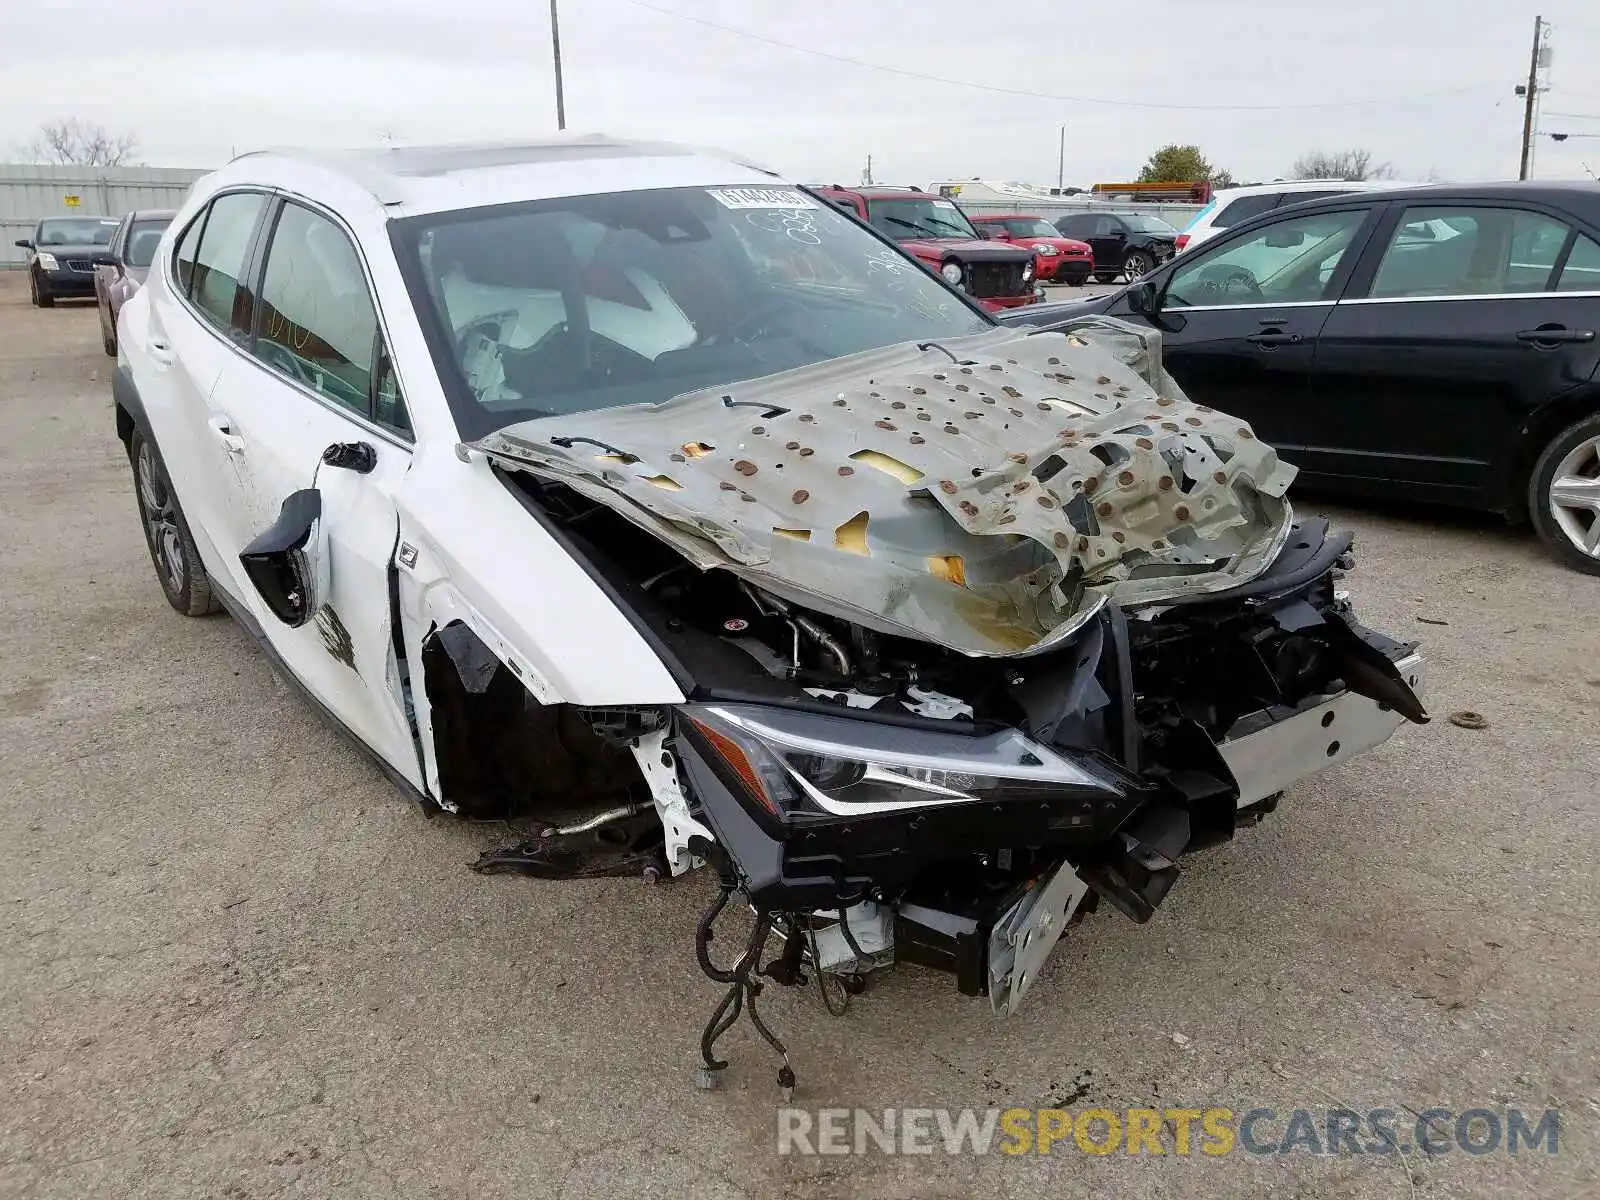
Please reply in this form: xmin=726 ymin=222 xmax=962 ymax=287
xmin=392 ymin=444 xmax=686 ymax=716
xmin=208 ymin=354 xmax=424 ymax=789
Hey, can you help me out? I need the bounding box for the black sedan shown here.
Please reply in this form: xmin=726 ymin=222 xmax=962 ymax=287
xmin=1001 ymin=182 xmax=1600 ymax=574
xmin=15 ymin=215 xmax=121 ymax=307
xmin=1053 ymin=210 xmax=1178 ymax=283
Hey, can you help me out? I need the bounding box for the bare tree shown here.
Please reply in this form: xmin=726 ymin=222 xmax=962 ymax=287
xmin=22 ymin=118 xmax=139 ymax=167
xmin=1290 ymin=149 xmax=1395 ymax=182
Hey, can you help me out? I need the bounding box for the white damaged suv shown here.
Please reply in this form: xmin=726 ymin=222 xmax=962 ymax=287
xmin=112 ymin=137 xmax=1427 ymax=1092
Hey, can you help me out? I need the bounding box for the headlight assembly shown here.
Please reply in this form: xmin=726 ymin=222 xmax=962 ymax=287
xmin=940 ymin=260 xmax=964 ymax=285
xmin=679 ymin=703 xmax=1117 ymax=828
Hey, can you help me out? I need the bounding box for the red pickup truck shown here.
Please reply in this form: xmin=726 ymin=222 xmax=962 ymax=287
xmin=967 ymin=214 xmax=1096 ymax=286
xmin=813 ymin=186 xmax=1042 ymax=311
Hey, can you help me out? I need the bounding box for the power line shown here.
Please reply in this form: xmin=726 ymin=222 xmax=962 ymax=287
xmin=624 ymin=0 xmax=1494 ymax=113
xmin=1544 ymin=111 xmax=1600 ymax=120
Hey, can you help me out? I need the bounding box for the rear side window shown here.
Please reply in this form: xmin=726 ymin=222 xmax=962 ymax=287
xmin=1369 ymin=206 xmax=1570 ymax=299
xmin=1213 ymin=194 xmax=1281 ymax=228
xmin=172 ymin=212 xmax=204 ymax=296
xmin=1557 ymin=234 xmax=1600 ymax=292
xmin=190 ymin=193 xmax=266 ymax=336
xmin=254 ymin=202 xmax=382 ymax=420
xmin=1056 ymin=215 xmax=1089 ymax=236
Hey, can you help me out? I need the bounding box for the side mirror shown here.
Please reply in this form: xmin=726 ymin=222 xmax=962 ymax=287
xmin=1127 ymin=279 xmax=1161 ymax=317
xmin=14 ymin=238 xmax=32 ymax=250
xmin=239 ymin=489 xmax=325 ymax=627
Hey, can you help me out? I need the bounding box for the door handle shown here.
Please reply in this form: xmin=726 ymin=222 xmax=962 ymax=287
xmin=148 ymin=340 xmax=175 ymax=368
xmin=1516 ymin=326 xmax=1595 ymax=344
xmin=207 ymin=414 xmax=246 ymax=454
xmin=1247 ymin=331 xmax=1302 ymax=346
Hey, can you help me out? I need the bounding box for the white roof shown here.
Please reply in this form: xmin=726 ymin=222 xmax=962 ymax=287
xmin=1212 ymin=179 xmax=1426 ymax=198
xmin=213 ymin=134 xmax=785 ymax=218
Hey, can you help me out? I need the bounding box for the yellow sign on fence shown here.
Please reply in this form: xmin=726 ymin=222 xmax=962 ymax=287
xmin=63 ymin=194 xmax=80 ymax=207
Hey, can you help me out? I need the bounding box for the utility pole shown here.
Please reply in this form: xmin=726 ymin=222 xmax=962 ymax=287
xmin=1518 ymin=15 xmax=1543 ymax=180
xmin=1056 ymin=125 xmax=1066 ymax=193
xmin=550 ymin=0 xmax=567 ymax=131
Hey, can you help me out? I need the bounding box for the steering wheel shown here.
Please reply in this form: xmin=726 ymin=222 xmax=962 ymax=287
xmin=258 ymin=340 xmax=317 ymax=386
xmin=1198 ymin=264 xmax=1264 ymax=300
xmin=703 ymin=294 xmax=810 ymax=346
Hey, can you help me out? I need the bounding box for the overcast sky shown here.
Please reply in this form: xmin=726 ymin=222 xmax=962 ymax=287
xmin=3 ymin=0 xmax=1599 ymax=187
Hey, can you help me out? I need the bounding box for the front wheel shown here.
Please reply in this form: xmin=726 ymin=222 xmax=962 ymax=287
xmin=129 ymin=430 xmax=221 ymax=615
xmin=1123 ymin=251 xmax=1153 ymax=280
xmin=30 ymin=271 xmax=55 ymax=308
xmin=1528 ymin=413 xmax=1600 ymax=575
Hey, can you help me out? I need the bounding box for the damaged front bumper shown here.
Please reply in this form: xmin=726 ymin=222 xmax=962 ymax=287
xmin=653 ymin=518 xmax=1427 ymax=1090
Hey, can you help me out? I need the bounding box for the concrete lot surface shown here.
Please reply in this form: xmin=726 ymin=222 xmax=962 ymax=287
xmin=1 ymin=273 xmax=1596 ymax=1199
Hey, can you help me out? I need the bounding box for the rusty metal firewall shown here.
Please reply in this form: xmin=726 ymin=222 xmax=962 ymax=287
xmin=474 ymin=317 xmax=1298 ymax=657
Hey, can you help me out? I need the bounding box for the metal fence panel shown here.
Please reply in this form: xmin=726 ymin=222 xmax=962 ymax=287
xmin=1 ymin=164 xmax=210 ymax=267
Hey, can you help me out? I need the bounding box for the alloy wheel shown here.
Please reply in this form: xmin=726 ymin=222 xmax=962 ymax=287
xmin=137 ymin=441 xmax=187 ymax=596
xmin=1124 ymin=252 xmax=1152 ymax=280
xmin=1547 ymin=433 xmax=1600 ymax=559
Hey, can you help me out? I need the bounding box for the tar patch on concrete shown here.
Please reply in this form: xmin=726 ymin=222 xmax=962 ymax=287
xmin=315 ymin=606 xmax=357 ymax=671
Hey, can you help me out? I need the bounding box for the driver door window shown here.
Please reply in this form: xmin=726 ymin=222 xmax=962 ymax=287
xmin=253 ymin=201 xmax=410 ymax=433
xmin=1165 ymin=208 xmax=1368 ymax=308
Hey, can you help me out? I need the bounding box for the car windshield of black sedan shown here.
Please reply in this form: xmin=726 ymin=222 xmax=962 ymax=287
xmin=865 ymin=197 xmax=981 ymax=241
xmin=394 ymin=186 xmax=991 ymax=438
xmin=1123 ymin=214 xmax=1176 ymax=235
xmin=37 ymin=217 xmax=118 ymax=246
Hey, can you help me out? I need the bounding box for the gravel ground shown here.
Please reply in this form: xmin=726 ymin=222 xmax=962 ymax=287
xmin=1 ymin=271 xmax=1596 ymax=1199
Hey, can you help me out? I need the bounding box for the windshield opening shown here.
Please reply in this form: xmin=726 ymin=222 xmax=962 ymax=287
xmin=864 ymin=197 xmax=980 ymax=242
xmin=36 ymin=217 xmax=118 ymax=246
xmin=125 ymin=218 xmax=172 ymax=267
xmin=1005 ymin=219 xmax=1059 ymax=238
xmin=392 ymin=185 xmax=993 ymax=440
xmin=1122 ymin=213 xmax=1176 ymax=235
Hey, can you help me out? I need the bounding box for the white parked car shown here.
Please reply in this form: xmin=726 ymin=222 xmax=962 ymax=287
xmin=1176 ymin=180 xmax=1421 ymax=253
xmin=112 ymin=137 xmax=1427 ymax=1092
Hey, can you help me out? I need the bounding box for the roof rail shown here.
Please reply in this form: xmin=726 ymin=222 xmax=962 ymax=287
xmin=227 ymin=146 xmax=408 ymax=205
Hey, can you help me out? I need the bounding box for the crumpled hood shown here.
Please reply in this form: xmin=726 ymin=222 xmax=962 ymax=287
xmin=474 ymin=317 xmax=1297 ymax=657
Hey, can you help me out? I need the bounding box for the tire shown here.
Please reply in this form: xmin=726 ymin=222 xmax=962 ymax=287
xmin=103 ymin=329 xmax=117 ymax=357
xmin=1527 ymin=412 xmax=1600 ymax=575
xmin=128 ymin=429 xmax=221 ymax=615
xmin=1093 ymin=272 xmax=1117 ymax=284
xmin=1123 ymin=251 xmax=1153 ymax=280
xmin=30 ymin=271 xmax=55 ymax=309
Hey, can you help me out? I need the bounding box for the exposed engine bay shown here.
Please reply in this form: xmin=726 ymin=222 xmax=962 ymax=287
xmin=436 ymin=318 xmax=1429 ymax=1095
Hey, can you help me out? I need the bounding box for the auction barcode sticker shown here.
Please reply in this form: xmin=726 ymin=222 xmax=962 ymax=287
xmin=707 ymin=187 xmax=818 ymax=209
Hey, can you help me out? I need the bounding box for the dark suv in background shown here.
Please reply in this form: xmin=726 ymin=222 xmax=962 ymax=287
xmin=813 ymin=185 xmax=1041 ymax=310
xmin=1053 ymin=210 xmax=1178 ymax=282
xmin=16 ymin=215 xmax=121 ymax=307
